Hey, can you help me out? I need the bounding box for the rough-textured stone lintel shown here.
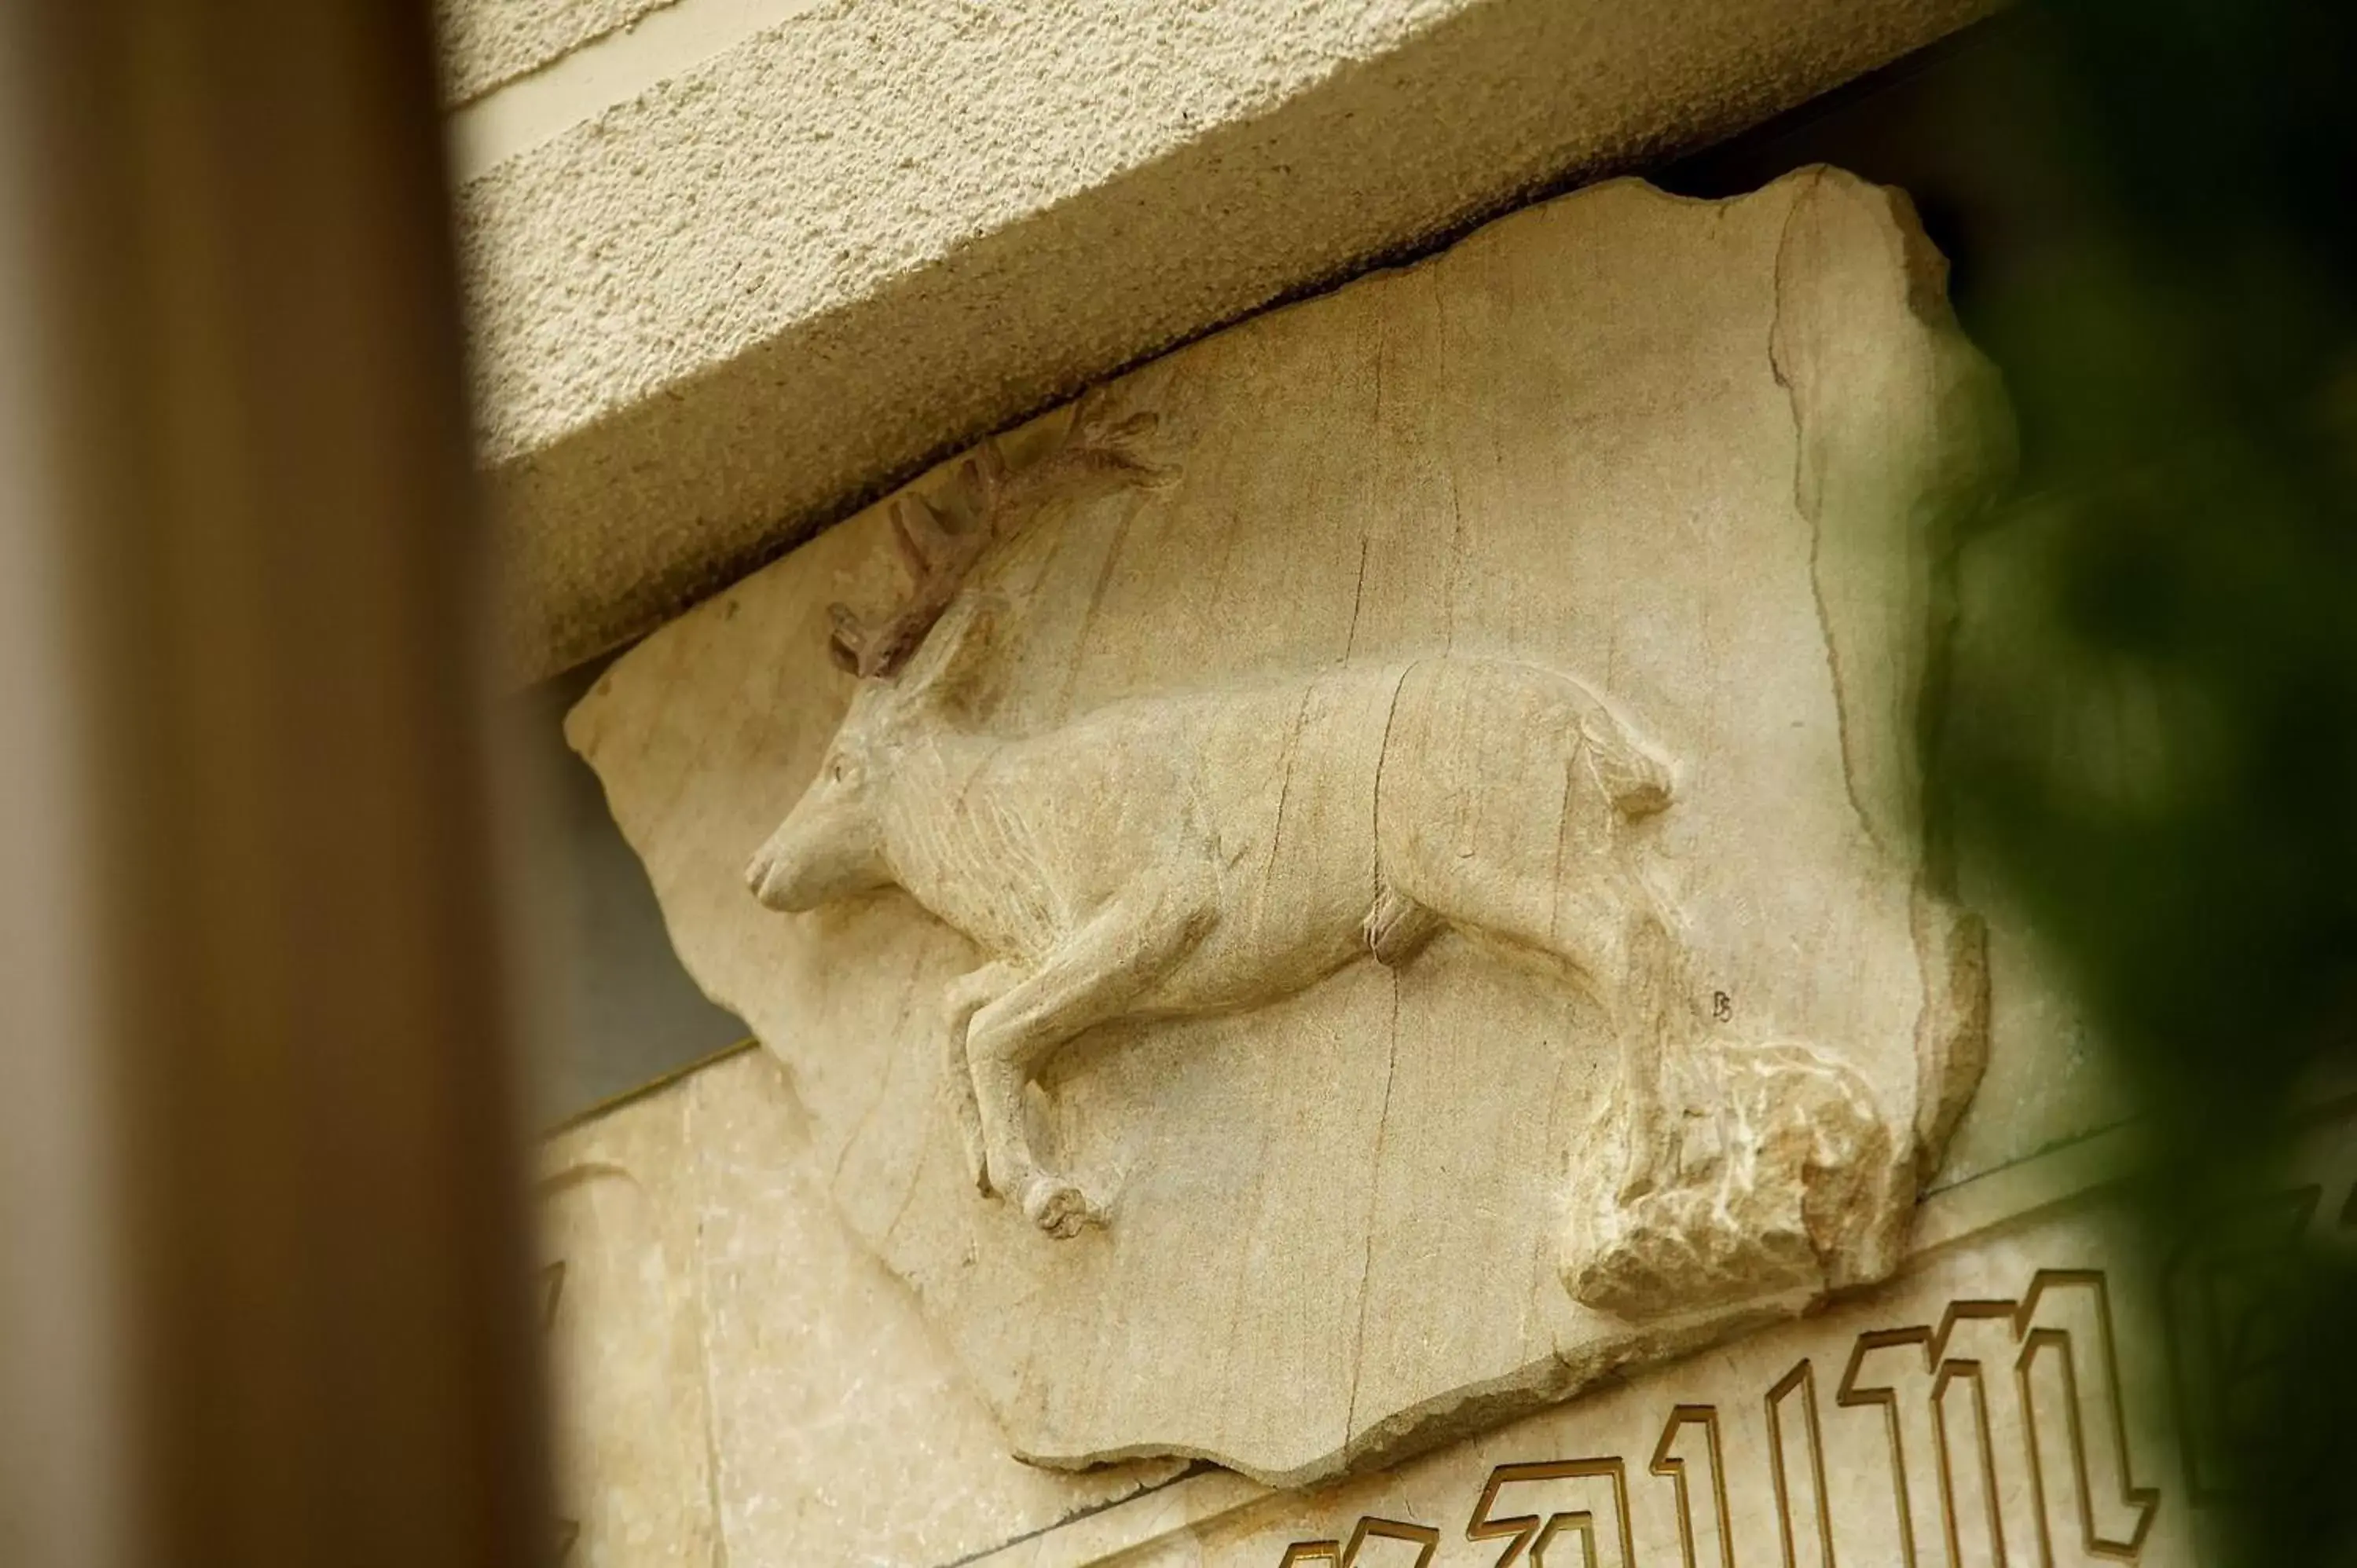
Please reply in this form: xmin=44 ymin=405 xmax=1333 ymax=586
xmin=436 ymin=0 xmax=675 ymax=107
xmin=464 ymin=0 xmax=2000 ymax=682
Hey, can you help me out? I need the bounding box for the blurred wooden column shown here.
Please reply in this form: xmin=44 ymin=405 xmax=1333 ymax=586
xmin=0 ymin=6 xmax=549 ymax=1568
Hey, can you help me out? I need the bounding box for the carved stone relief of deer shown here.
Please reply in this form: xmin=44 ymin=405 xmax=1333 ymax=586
xmin=750 ymin=625 xmax=1696 ymax=1237
xmin=742 ymin=398 xmax=1714 ymax=1244
xmin=577 ymin=171 xmax=2007 ymax=1470
xmin=742 ymin=395 xmax=1925 ymax=1323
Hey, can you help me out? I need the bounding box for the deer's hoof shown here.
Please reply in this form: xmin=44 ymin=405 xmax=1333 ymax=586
xmin=1022 ymin=1176 xmax=1101 ymax=1239
xmin=1613 ymin=1130 xmax=1677 ymax=1207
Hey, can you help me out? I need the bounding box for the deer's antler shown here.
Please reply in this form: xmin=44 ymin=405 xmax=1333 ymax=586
xmin=825 ymin=493 xmax=984 ymax=677
xmin=823 ymin=390 xmax=1171 ymax=679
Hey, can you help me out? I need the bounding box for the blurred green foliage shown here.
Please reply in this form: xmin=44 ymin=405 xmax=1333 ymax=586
xmin=1937 ymin=2 xmax=2357 ymax=1562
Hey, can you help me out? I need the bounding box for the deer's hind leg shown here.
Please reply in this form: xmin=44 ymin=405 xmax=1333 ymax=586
xmin=1555 ymin=877 xmax=1701 ymax=1206
xmin=966 ymin=885 xmax=1215 ymax=1237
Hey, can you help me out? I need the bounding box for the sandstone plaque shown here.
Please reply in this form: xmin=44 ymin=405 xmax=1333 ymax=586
xmin=566 ymin=166 xmax=2014 ymax=1483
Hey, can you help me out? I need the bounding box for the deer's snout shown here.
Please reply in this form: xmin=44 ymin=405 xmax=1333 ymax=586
xmin=745 ymin=841 xmax=799 ymax=910
xmin=746 ymin=789 xmax=886 ymax=914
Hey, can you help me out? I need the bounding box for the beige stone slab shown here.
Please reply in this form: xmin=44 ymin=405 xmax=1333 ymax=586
xmin=461 ymin=0 xmax=2001 ymax=680
xmin=566 ymin=167 xmax=2036 ymax=1485
xmin=538 ymin=1049 xmax=1184 ymax=1568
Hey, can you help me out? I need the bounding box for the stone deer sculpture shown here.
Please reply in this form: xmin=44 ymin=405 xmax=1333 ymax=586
xmin=745 ymin=408 xmax=1695 ymax=1239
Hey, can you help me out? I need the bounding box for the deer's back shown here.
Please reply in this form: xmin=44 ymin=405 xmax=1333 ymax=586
xmin=951 ymin=656 xmax=1661 ymax=1006
xmin=953 ymin=664 xmax=1401 ymax=1003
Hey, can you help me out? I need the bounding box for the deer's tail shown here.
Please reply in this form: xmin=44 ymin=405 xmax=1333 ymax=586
xmin=1580 ymin=709 xmax=1676 ymax=820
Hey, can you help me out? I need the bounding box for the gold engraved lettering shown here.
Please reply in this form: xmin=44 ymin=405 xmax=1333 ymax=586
xmin=1467 ymin=1459 xmax=1634 ymax=1568
xmin=1651 ymin=1405 xmax=1735 ymax=1568
xmin=1838 ymin=1326 xmax=1945 ymax=1567
xmin=1767 ymin=1361 xmax=1837 ymax=1568
xmin=2013 ymin=1272 xmax=2158 ymax=1563
xmin=1835 ymin=1272 xmax=2158 ymax=1568
xmin=1927 ymin=1302 xmax=2021 ymax=1567
xmin=539 ymin=1259 xmax=566 ymax=1331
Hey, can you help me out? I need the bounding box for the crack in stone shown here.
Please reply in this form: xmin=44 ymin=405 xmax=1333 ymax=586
xmin=680 ymin=1084 xmax=737 ymax=1568
xmin=1340 ymin=976 xmax=1406 ymax=1454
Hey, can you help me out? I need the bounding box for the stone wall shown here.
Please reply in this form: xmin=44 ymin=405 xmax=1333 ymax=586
xmin=441 ymin=0 xmax=2001 ymax=682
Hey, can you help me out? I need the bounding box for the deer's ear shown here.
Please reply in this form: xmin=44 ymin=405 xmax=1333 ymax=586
xmin=824 ymin=603 xmax=867 ymax=675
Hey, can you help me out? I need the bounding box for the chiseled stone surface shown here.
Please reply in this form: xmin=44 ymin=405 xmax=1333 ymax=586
xmin=566 ymin=168 xmax=2034 ymax=1484
xmin=460 ymin=0 xmax=2001 ymax=680
xmin=538 ymin=1048 xmax=1185 ymax=1568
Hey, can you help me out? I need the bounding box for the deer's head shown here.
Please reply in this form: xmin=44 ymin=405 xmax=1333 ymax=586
xmin=742 ymin=496 xmax=979 ymax=913
xmin=744 ymin=396 xmax=1166 ymax=914
xmin=744 ymin=710 xmax=897 ymax=912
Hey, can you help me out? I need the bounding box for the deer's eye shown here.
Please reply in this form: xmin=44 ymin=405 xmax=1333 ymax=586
xmin=828 ymin=759 xmax=847 ymax=783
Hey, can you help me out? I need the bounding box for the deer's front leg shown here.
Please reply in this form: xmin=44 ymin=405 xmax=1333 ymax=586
xmin=942 ymin=958 xmax=1021 ymax=1196
xmin=967 ymin=887 xmax=1213 ymax=1237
